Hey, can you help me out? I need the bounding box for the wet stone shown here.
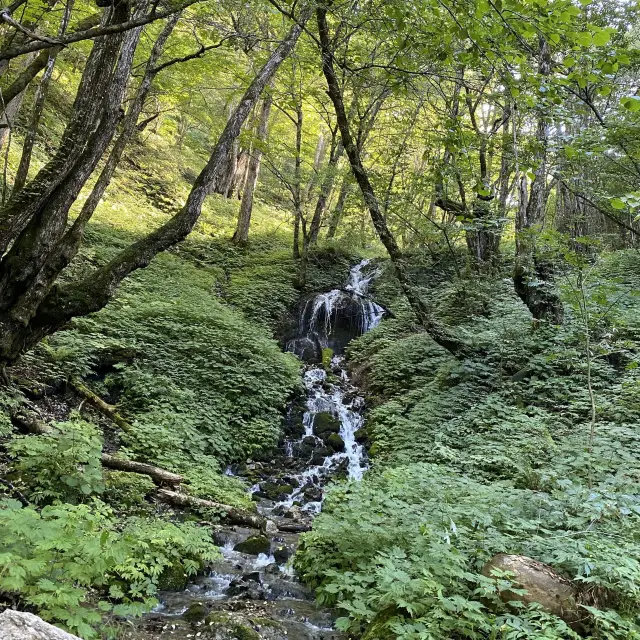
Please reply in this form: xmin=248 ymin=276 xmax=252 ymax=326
xmin=326 ymin=433 xmax=345 ymax=452
xmin=234 ymin=535 xmax=271 ymax=556
xmin=313 ymin=412 xmax=341 ymax=436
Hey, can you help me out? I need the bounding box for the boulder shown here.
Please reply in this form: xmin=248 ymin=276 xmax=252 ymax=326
xmin=158 ymin=562 xmax=187 ymax=591
xmin=273 ymin=544 xmax=294 ymax=564
xmin=234 ymin=534 xmax=271 ymax=556
xmin=482 ymin=554 xmax=583 ymax=628
xmin=326 ymin=433 xmax=345 ymax=452
xmin=313 ymin=412 xmax=341 ymax=436
xmin=182 ymin=601 xmax=209 ymax=623
xmin=0 ymin=611 xmax=82 ymax=640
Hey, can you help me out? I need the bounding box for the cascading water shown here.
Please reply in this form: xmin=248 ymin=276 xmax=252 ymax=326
xmin=149 ymin=260 xmax=384 ymax=640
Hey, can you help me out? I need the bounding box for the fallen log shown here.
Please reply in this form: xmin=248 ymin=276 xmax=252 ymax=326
xmin=101 ymin=454 xmax=183 ymax=485
xmin=11 ymin=410 xmax=52 ymax=435
xmin=277 ymin=522 xmax=312 ymax=533
xmin=70 ymin=378 xmax=133 ymax=432
xmin=157 ymin=488 xmax=264 ymax=529
xmin=12 ymin=411 xmax=183 ymax=487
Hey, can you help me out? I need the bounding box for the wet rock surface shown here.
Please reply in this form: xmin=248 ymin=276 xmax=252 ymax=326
xmin=144 ymin=261 xmax=384 ymax=640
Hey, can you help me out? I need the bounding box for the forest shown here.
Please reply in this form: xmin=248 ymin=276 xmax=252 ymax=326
xmin=0 ymin=0 xmax=640 ymax=637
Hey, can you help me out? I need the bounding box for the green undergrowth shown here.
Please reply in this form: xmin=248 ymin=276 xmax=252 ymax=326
xmin=297 ymin=249 xmax=640 ymax=639
xmin=1 ymin=73 xmax=361 ymax=636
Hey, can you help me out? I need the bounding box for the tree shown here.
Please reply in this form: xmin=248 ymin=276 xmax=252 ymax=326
xmin=231 ymin=93 xmax=273 ymax=244
xmin=0 ymin=3 xmax=310 ymax=368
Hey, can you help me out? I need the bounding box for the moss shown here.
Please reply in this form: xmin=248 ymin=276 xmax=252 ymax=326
xmin=327 ymin=432 xmax=345 ymax=452
xmin=204 ymin=612 xmax=231 ymax=626
xmin=260 ymin=482 xmax=294 ymax=500
xmin=104 ymin=471 xmax=154 ymax=510
xmin=231 ymin=624 xmax=260 ymax=640
xmin=157 ymin=562 xmax=187 ymax=591
xmin=183 ymin=601 xmax=208 ymax=623
xmin=321 ymin=347 xmax=334 ymax=371
xmin=313 ymin=412 xmax=340 ymax=436
xmin=233 ymin=535 xmax=271 ymax=556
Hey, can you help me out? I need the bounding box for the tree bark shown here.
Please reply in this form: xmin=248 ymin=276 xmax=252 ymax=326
xmin=309 ymin=131 xmax=342 ymax=243
xmin=102 ymin=454 xmax=183 ymax=485
xmin=232 ymin=94 xmax=272 ymax=244
xmin=12 ymin=0 xmax=75 ymax=193
xmin=325 ymin=173 xmax=350 ymax=238
xmin=0 ymin=0 xmax=145 ymax=323
xmin=0 ymin=15 xmax=99 ymax=113
xmin=317 ymin=5 xmax=467 ymax=356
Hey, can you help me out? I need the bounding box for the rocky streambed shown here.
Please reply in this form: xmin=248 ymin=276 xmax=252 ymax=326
xmin=134 ymin=261 xmax=383 ymax=640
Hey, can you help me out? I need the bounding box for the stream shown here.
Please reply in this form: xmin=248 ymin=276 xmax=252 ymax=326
xmin=143 ymin=260 xmax=384 ymax=640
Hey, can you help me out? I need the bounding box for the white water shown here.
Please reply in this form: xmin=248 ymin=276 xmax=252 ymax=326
xmin=154 ymin=261 xmax=384 ymax=636
xmin=265 ymin=259 xmax=384 ymax=515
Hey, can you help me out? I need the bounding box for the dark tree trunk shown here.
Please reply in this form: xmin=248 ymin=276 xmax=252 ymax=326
xmin=513 ymin=39 xmax=563 ymax=324
xmin=0 ymin=9 xmax=308 ymax=366
xmin=232 ymin=94 xmax=272 ymax=245
xmin=317 ymin=5 xmax=466 ymax=356
xmin=309 ymin=132 xmax=342 ymax=244
xmin=13 ymin=0 xmax=76 ymax=194
xmin=292 ymin=100 xmax=303 ymax=262
xmin=0 ymin=15 xmax=99 ymax=114
xmin=325 ymin=173 xmax=350 ymax=238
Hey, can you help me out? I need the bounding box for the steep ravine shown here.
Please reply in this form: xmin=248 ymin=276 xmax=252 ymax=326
xmin=138 ymin=260 xmax=384 ymax=640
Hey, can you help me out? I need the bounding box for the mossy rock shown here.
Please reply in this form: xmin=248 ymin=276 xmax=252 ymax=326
xmin=158 ymin=562 xmax=187 ymax=591
xmin=204 ymin=612 xmax=231 ymax=626
xmin=326 ymin=433 xmax=345 ymax=452
xmin=234 ymin=535 xmax=271 ymax=556
xmin=260 ymin=482 xmax=294 ymax=500
xmin=231 ymin=624 xmax=260 ymax=640
xmin=313 ymin=412 xmax=340 ymax=436
xmin=183 ymin=601 xmax=208 ymax=623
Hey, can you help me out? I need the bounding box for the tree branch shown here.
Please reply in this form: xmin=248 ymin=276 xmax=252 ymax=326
xmin=0 ymin=0 xmax=204 ymax=61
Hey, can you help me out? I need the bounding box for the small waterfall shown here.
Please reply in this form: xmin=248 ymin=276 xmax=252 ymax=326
xmin=287 ymin=259 xmax=384 ymax=360
xmin=152 ymin=260 xmax=385 ymax=638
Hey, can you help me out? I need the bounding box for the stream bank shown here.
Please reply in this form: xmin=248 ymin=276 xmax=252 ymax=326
xmin=133 ymin=260 xmax=384 ymax=639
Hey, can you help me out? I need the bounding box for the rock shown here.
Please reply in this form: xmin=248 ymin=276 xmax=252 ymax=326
xmin=263 ymin=519 xmax=279 ymax=534
xmin=226 ymin=577 xmax=268 ymax=600
xmin=243 ymin=571 xmax=262 ymax=583
xmin=234 ymin=534 xmax=271 ymax=556
xmin=354 ymin=427 xmax=369 ymax=445
xmin=482 ymin=554 xmax=583 ymax=628
xmin=273 ymin=544 xmax=293 ymax=564
xmin=313 ymin=412 xmax=341 ymax=436
xmin=182 ymin=601 xmax=208 ymax=623
xmin=0 ymin=611 xmax=81 ymax=640
xmin=304 ymin=486 xmax=322 ymax=502
xmin=326 ymin=432 xmax=345 ymax=452
xmin=158 ymin=562 xmax=187 ymax=591
xmin=311 ymin=448 xmax=332 ymax=465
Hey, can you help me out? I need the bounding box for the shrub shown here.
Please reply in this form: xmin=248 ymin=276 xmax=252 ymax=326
xmin=8 ymin=417 xmax=104 ymax=504
xmin=0 ymin=498 xmax=217 ymax=638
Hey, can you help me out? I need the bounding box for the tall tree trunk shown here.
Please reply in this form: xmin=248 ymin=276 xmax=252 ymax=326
xmin=292 ymin=101 xmax=303 ymax=262
xmin=317 ymin=4 xmax=466 ymax=356
xmin=232 ymin=94 xmax=272 ymax=245
xmin=0 ymin=3 xmax=133 ymax=255
xmin=309 ymin=131 xmax=342 ymax=244
xmin=0 ymin=8 xmax=309 ymax=366
xmin=13 ymin=0 xmax=75 ymax=193
xmin=325 ymin=172 xmax=350 ymax=238
xmin=513 ymin=39 xmax=563 ymax=324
